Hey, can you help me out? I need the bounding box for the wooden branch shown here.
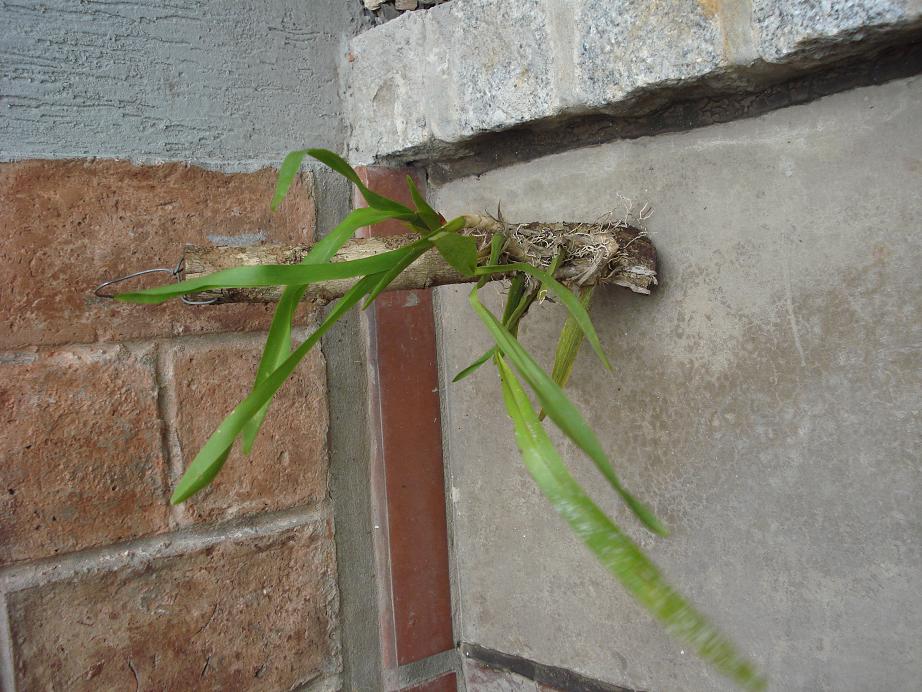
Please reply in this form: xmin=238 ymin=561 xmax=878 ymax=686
xmin=181 ymin=222 xmax=658 ymax=304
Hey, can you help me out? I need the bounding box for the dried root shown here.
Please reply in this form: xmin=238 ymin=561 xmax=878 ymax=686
xmin=461 ymin=209 xmax=658 ymax=294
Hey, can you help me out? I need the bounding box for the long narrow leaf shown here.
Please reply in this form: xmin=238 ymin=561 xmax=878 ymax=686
xmin=242 ymin=285 xmax=307 ymax=452
xmin=495 ymin=356 xmax=765 ymax=692
xmin=271 ymin=150 xmax=310 ymax=211
xmin=501 ymin=274 xmax=527 ymax=325
xmin=432 ymin=233 xmax=477 ymax=276
xmin=362 ymin=242 xmax=431 ymax=308
xmin=360 ymin=215 xmax=468 ymax=308
xmin=477 ymin=233 xmax=507 ymax=289
xmin=306 ymin=148 xmax=415 ymax=216
xmin=453 ymin=347 xmax=496 ymax=382
xmin=539 ymin=285 xmax=595 ymax=422
xmin=171 ymin=273 xmax=381 ymax=504
xmin=477 ymin=263 xmax=610 ymax=370
xmin=406 ymin=175 xmax=441 ymax=231
xmin=116 ymin=246 xmax=420 ymax=304
xmin=469 ymin=289 xmax=666 ymax=536
xmin=243 ymin=206 xmax=412 ymax=451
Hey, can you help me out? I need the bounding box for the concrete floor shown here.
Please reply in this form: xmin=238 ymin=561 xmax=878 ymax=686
xmin=433 ymin=75 xmax=922 ymax=691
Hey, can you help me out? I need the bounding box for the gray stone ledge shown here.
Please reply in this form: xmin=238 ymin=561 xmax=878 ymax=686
xmin=345 ymin=0 xmax=922 ymax=164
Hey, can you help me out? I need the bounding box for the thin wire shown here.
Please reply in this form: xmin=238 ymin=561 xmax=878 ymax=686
xmin=93 ymin=257 xmax=219 ymax=305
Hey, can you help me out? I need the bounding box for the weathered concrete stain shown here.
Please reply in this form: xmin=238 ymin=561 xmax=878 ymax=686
xmin=434 ymin=75 xmax=922 ymax=691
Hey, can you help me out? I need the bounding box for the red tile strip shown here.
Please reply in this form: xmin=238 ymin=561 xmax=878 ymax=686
xmin=355 ymin=167 xmax=455 ymax=669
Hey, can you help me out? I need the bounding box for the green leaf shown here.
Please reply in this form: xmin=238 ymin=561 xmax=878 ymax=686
xmin=241 ymin=285 xmax=307 ymax=452
xmin=306 ymin=148 xmax=414 ymax=217
xmin=539 ymin=285 xmax=595 ymax=422
xmin=242 ymin=206 xmax=412 ymax=451
xmin=536 ymin=249 xmax=566 ymax=303
xmin=477 ymin=232 xmax=507 ymax=289
xmin=435 ymin=215 xmax=468 ymax=236
xmin=453 ymin=347 xmax=496 ymax=382
xmin=406 ymin=175 xmax=441 ymax=231
xmin=432 ymin=232 xmax=477 ymax=276
xmin=501 ymin=273 xmax=527 ymax=326
xmin=477 ymin=262 xmax=610 ymax=371
xmin=359 ymin=216 xmax=467 ymax=308
xmin=170 ymin=273 xmax=381 ymax=504
xmin=495 ymin=356 xmax=765 ymax=692
xmin=362 ymin=241 xmax=431 ymax=308
xmin=115 ymin=246 xmax=420 ymax=304
xmin=469 ymin=288 xmax=666 ymax=536
xmin=271 ymin=150 xmax=310 ymax=211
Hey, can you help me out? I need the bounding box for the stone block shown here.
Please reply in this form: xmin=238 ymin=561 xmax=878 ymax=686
xmin=169 ymin=338 xmax=329 ymax=523
xmin=8 ymin=523 xmax=339 ymax=691
xmin=348 ymin=12 xmax=432 ymax=162
xmin=347 ymin=0 xmax=922 ymax=163
xmin=752 ymin=0 xmax=922 ymax=63
xmin=424 ymin=0 xmax=554 ymax=139
xmin=404 ymin=672 xmax=459 ymax=691
xmin=0 ymin=346 xmax=170 ymax=565
xmin=0 ymin=160 xmax=315 ymax=349
xmin=573 ymin=0 xmax=728 ymax=109
xmin=464 ymin=658 xmax=537 ymax=691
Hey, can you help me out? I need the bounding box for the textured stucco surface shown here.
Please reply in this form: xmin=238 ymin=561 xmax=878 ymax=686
xmin=434 ymin=76 xmax=922 ymax=691
xmin=0 ymin=0 xmax=358 ymax=164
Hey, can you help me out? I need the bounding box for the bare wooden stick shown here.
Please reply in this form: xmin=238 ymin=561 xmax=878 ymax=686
xmin=181 ymin=219 xmax=658 ymax=304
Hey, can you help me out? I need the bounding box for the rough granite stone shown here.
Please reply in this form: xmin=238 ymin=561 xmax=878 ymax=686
xmin=426 ymin=0 xmax=553 ymax=138
xmin=574 ymin=0 xmax=727 ymax=110
xmin=348 ymin=12 xmax=432 ymax=162
xmin=752 ymin=0 xmax=922 ymax=63
xmin=347 ymin=0 xmax=922 ymax=162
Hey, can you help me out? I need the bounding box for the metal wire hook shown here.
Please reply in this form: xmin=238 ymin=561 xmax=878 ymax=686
xmin=93 ymin=257 xmax=218 ymax=305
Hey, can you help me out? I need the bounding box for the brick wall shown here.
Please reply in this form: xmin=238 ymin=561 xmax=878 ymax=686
xmin=0 ymin=160 xmax=340 ymax=690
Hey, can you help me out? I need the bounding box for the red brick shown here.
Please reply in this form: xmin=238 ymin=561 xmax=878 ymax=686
xmin=8 ymin=523 xmax=339 ymax=691
xmin=0 ymin=160 xmax=316 ymax=349
xmin=355 ymin=167 xmax=454 ymax=665
xmin=353 ymin=166 xmax=427 ymax=238
xmin=169 ymin=338 xmax=328 ymax=522
xmin=404 ymin=672 xmax=458 ymax=692
xmin=0 ymin=346 xmax=170 ymax=565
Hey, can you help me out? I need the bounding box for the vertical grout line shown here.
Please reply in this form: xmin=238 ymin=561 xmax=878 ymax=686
xmin=362 ymin=305 xmax=400 ymax=691
xmin=427 ymin=175 xmax=467 ymax=692
xmin=155 ymin=339 xmax=187 ymax=527
xmin=0 ymin=591 xmax=16 ymax=692
xmin=431 ymin=286 xmax=465 ymax=650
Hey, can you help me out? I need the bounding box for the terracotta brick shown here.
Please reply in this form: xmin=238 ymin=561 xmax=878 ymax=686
xmin=0 ymin=160 xmax=316 ymax=349
xmin=353 ymin=166 xmax=428 ymax=238
xmin=0 ymin=346 xmax=170 ymax=565
xmin=8 ymin=523 xmax=339 ymax=691
xmin=355 ymin=167 xmax=454 ymax=665
xmin=170 ymin=338 xmax=328 ymax=522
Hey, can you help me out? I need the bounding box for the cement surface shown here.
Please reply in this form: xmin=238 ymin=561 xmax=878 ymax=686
xmin=434 ymin=76 xmax=922 ymax=691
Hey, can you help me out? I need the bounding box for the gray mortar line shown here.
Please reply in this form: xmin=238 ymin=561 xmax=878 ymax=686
xmin=0 ymin=504 xmax=331 ymax=594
